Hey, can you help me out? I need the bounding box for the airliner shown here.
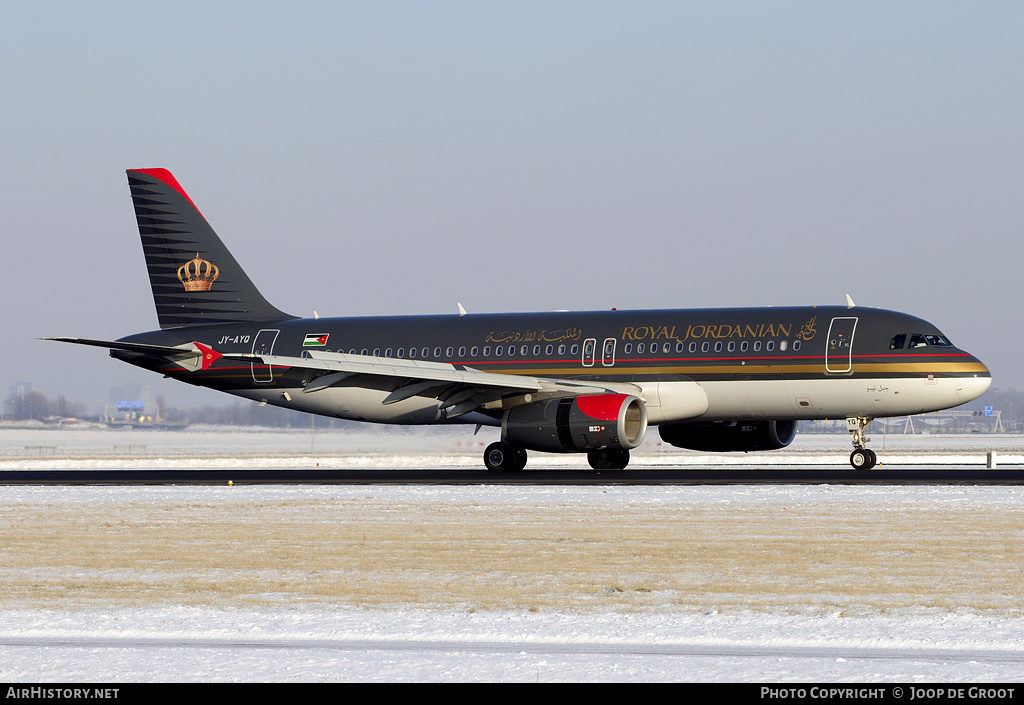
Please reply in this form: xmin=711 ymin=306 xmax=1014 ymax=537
xmin=51 ymin=168 xmax=991 ymax=471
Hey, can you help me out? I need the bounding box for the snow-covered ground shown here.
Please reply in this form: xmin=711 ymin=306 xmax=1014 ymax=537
xmin=2 ymin=425 xmax=1022 ymax=469
xmin=2 ymin=427 xmax=1024 ymax=682
xmin=4 ymin=607 xmax=1024 ymax=682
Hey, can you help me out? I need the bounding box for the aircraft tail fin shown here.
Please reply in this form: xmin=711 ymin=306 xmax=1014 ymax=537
xmin=126 ymin=168 xmax=294 ymax=329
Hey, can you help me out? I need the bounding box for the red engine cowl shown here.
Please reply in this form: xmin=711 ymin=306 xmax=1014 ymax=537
xmin=503 ymin=394 xmax=648 ymax=453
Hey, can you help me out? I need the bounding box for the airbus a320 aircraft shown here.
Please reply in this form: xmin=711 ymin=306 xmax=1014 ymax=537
xmin=52 ymin=169 xmax=991 ymax=471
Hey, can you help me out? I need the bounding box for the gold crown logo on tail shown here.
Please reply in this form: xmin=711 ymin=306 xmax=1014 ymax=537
xmin=177 ymin=253 xmax=219 ymax=292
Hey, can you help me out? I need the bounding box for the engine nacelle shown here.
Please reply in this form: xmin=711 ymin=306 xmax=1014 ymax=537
xmin=503 ymin=394 xmax=648 ymax=453
xmin=659 ymin=420 xmax=797 ymax=452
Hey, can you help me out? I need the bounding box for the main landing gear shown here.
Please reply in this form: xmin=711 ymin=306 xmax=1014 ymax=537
xmin=482 ymin=443 xmax=631 ymax=471
xmin=483 ymin=442 xmax=527 ymax=472
xmin=847 ymin=416 xmax=877 ymax=470
xmin=587 ymin=448 xmax=630 ymax=470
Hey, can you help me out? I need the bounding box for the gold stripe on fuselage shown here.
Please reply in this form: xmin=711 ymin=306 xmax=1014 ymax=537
xmin=482 ymin=361 xmax=990 ymax=378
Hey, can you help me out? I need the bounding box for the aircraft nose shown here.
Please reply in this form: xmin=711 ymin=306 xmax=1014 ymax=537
xmin=956 ymin=357 xmax=992 ymax=404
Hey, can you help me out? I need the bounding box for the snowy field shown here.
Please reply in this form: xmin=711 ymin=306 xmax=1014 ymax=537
xmin=2 ymin=427 xmax=1024 ymax=682
xmin=3 ymin=424 xmax=1023 ymax=469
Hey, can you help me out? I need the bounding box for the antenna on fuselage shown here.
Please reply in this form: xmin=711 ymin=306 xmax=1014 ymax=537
xmin=457 ymin=302 xmax=467 ymax=317
xmin=845 ymin=294 xmax=856 ymax=309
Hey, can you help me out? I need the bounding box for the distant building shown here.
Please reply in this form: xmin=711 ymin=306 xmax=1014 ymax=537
xmin=8 ymin=381 xmax=31 ymax=400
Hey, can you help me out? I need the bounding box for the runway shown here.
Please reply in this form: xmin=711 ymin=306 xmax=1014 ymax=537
xmin=3 ymin=465 xmax=1024 ymax=484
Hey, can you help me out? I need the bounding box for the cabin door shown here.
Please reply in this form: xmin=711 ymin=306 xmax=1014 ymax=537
xmin=824 ymin=317 xmax=857 ymax=374
xmin=602 ymin=338 xmax=617 ymax=367
xmin=582 ymin=338 xmax=597 ymax=367
xmin=251 ymin=329 xmax=280 ymax=383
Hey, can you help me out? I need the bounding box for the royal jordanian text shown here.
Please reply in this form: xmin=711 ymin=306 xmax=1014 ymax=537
xmin=6 ymin=689 xmax=118 ymax=699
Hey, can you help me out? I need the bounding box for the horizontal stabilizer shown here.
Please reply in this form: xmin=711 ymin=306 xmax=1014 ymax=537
xmin=44 ymin=337 xmax=200 ymax=357
xmin=44 ymin=337 xmax=223 ymax=372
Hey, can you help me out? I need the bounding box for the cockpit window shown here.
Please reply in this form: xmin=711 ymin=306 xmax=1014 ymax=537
xmin=904 ymin=333 xmax=954 ymax=349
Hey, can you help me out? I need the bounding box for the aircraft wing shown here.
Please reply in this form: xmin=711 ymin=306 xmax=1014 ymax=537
xmin=228 ymin=349 xmax=641 ymax=417
xmin=46 ymin=338 xmax=641 ymax=417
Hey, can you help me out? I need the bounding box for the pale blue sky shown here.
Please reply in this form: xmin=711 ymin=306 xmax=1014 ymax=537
xmin=2 ymin=1 xmax=1022 ymax=408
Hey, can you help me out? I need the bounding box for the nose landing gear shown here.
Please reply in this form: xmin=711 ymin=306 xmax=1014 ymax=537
xmin=846 ymin=416 xmax=877 ymax=470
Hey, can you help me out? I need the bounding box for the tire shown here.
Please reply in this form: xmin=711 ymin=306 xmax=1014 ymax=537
xmin=588 ymin=449 xmax=629 ymax=470
xmin=850 ymin=448 xmax=877 ymax=470
xmin=609 ymin=449 xmax=630 ymax=470
xmin=484 ymin=442 xmax=515 ymax=471
xmin=510 ymin=447 xmax=528 ymax=472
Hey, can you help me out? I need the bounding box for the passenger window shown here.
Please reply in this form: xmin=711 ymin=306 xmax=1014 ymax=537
xmin=676 ymin=343 xmax=685 ymax=353
xmin=471 ymin=346 xmax=479 ymax=356
xmin=753 ymin=341 xmax=762 ymax=351
xmin=909 ymin=334 xmax=928 ymax=349
xmin=663 ymin=343 xmax=671 ymax=353
xmin=571 ymin=344 xmax=579 ymax=355
xmin=422 ymin=347 xmax=429 ymax=358
xmin=689 ymin=342 xmax=697 ymax=353
xmin=483 ymin=346 xmax=491 ymax=356
xmin=741 ymin=341 xmax=749 ymax=352
xmin=638 ymin=343 xmax=645 ymax=354
xmin=793 ymin=340 xmax=801 ymax=351
xmin=458 ymin=346 xmax=466 ymax=357
xmin=361 ymin=348 xmax=368 ymax=356
xmin=701 ymin=342 xmax=710 ymax=353
xmin=385 ymin=348 xmax=393 ymax=357
xmin=767 ymin=341 xmax=775 ymax=351
xmin=545 ymin=345 xmax=553 ymax=355
xmin=727 ymin=341 xmax=736 ymax=352
xmin=446 ymin=346 xmax=454 ymax=357
xmin=495 ymin=345 xmax=503 ymax=356
xmin=714 ymin=342 xmax=722 ymax=352
xmin=373 ymin=348 xmax=380 ymax=357
xmin=533 ymin=345 xmax=540 ymax=355
xmin=434 ymin=347 xmax=442 ymax=357
xmin=558 ymin=344 xmax=566 ymax=355
xmin=397 ymin=348 xmax=405 ymax=358
xmin=624 ymin=343 xmax=632 ymax=354
xmin=889 ymin=334 xmax=906 ymax=350
xmin=780 ymin=341 xmax=788 ymax=351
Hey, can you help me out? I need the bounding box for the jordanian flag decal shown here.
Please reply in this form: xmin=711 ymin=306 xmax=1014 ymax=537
xmin=303 ymin=333 xmax=330 ymax=347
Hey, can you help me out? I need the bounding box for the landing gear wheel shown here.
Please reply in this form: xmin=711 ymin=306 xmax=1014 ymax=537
xmin=484 ymin=442 xmax=527 ymax=471
xmin=850 ymin=448 xmax=877 ymax=470
xmin=588 ymin=448 xmax=630 ymax=470
xmin=846 ymin=416 xmax=878 ymax=470
xmin=510 ymin=447 xmax=528 ymax=472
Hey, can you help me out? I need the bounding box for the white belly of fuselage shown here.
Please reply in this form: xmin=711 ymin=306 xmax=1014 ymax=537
xmin=680 ymin=375 xmax=990 ymax=422
xmin=233 ymin=373 xmax=990 ymax=427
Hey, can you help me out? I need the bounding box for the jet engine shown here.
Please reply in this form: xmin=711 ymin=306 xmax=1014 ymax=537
xmin=659 ymin=420 xmax=797 ymax=452
xmin=503 ymin=394 xmax=648 ymax=453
